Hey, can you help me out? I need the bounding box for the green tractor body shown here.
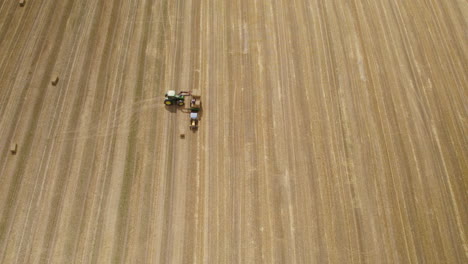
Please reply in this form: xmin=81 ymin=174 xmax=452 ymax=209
xmin=164 ymin=90 xmax=185 ymax=106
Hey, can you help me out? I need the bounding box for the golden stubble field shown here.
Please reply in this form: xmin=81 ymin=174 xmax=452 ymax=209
xmin=0 ymin=0 xmax=466 ymax=263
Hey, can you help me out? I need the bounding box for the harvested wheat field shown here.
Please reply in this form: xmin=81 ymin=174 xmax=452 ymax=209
xmin=0 ymin=0 xmax=467 ymax=263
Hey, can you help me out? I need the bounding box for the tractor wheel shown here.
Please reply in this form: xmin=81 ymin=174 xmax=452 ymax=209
xmin=177 ymin=100 xmax=185 ymax=106
xmin=164 ymin=100 xmax=172 ymax=105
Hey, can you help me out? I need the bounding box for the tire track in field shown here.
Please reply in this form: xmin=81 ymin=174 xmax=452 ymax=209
xmin=0 ymin=0 xmax=43 ymax=117
xmin=0 ymin=1 xmax=21 ymax=49
xmin=236 ymin=0 xmax=265 ymax=262
xmin=13 ymin=1 xmax=97 ymax=262
xmin=248 ymin=1 xmax=278 ymax=262
xmin=362 ymin=1 xmax=417 ymax=261
xmin=268 ymin=0 xmax=302 ymax=262
xmin=75 ymin=1 xmax=143 ymax=262
xmin=0 ymin=0 xmax=13 ymax=19
xmin=303 ymin=1 xmax=340 ymax=260
xmin=0 ymin=0 xmax=39 ymax=70
xmin=258 ymin=0 xmax=287 ymax=262
xmin=87 ymin=4 xmax=136 ymax=261
xmin=137 ymin=1 xmax=172 ymax=261
xmin=44 ymin=0 xmax=132 ymax=262
xmin=181 ymin=0 xmax=202 ymax=261
xmin=157 ymin=0 xmax=185 ymax=262
xmin=43 ymin=1 xmax=121 ymax=262
xmin=0 ymin=0 xmax=55 ymax=175
xmin=135 ymin=1 xmax=174 ymax=263
xmin=327 ymin=2 xmax=369 ymax=262
xmin=0 ymin=1 xmax=34 ymax=110
xmin=21 ymin=4 xmax=102 ymax=263
xmin=283 ymin=0 xmax=325 ymax=261
xmin=110 ymin=0 xmax=153 ymax=262
xmin=0 ymin=1 xmax=76 ymax=261
xmin=314 ymin=1 xmax=358 ymax=262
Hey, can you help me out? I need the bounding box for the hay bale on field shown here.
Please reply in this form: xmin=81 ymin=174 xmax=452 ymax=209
xmin=51 ymin=76 xmax=59 ymax=85
xmin=10 ymin=143 xmax=17 ymax=154
xmin=19 ymin=0 xmax=25 ymax=7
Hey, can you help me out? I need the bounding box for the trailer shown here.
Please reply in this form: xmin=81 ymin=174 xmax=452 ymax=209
xmin=190 ymin=112 xmax=199 ymax=130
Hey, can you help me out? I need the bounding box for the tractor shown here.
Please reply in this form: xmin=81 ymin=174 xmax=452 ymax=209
xmin=164 ymin=90 xmax=186 ymax=106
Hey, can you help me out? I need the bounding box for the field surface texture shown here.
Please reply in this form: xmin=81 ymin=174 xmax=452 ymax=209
xmin=0 ymin=0 xmax=467 ymax=263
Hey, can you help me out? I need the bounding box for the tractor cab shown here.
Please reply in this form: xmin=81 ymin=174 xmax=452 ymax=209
xmin=164 ymin=90 xmax=185 ymax=106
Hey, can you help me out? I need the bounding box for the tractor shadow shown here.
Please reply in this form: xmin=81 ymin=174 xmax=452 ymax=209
xmin=164 ymin=104 xmax=178 ymax=113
